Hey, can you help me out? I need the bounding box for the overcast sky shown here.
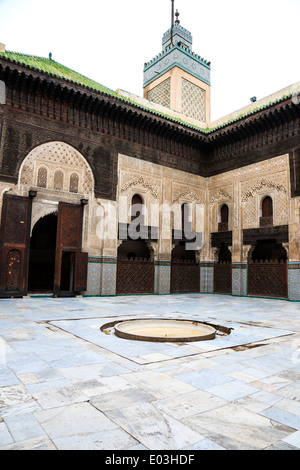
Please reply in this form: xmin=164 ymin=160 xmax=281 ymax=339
xmin=0 ymin=0 xmax=299 ymax=121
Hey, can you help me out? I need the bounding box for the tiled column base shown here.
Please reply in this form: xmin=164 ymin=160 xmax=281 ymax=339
xmin=288 ymin=263 xmax=300 ymax=301
xmin=232 ymin=263 xmax=247 ymax=296
xmin=86 ymin=257 xmax=117 ymax=296
xmin=200 ymin=263 xmax=214 ymax=293
xmin=154 ymin=260 xmax=171 ymax=295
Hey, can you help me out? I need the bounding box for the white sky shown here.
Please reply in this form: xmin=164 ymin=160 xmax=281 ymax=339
xmin=0 ymin=0 xmax=299 ymax=121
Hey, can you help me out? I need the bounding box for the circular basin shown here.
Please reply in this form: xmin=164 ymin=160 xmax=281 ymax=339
xmin=114 ymin=319 xmax=216 ymax=342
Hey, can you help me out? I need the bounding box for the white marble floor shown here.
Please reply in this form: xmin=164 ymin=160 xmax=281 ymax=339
xmin=0 ymin=293 xmax=300 ymax=450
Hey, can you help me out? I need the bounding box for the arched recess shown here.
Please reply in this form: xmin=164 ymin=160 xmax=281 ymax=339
xmin=3 ymin=141 xmax=94 ymax=297
xmin=218 ymin=204 xmax=229 ymax=232
xmin=18 ymin=141 xmax=94 ymax=196
xmin=131 ymin=194 xmax=144 ymax=225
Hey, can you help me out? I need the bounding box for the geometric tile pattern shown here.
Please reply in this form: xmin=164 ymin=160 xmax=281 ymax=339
xmin=182 ymin=79 xmax=205 ymax=121
xmin=147 ymin=78 xmax=171 ymax=108
xmin=154 ymin=265 xmax=171 ymax=295
xmin=101 ymin=263 xmax=117 ymax=296
xmin=200 ymin=266 xmax=214 ymax=293
xmin=288 ymin=266 xmax=300 ymax=301
xmin=232 ymin=266 xmax=247 ymax=296
xmin=86 ymin=262 xmax=101 ymax=296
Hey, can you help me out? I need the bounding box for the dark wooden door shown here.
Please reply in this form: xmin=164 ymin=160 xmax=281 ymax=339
xmin=116 ymin=258 xmax=154 ymax=295
xmin=170 ymin=261 xmax=200 ymax=293
xmin=54 ymin=202 xmax=88 ymax=296
xmin=0 ymin=194 xmax=33 ymax=296
xmin=214 ymin=262 xmax=232 ymax=294
xmin=248 ymin=260 xmax=287 ymax=298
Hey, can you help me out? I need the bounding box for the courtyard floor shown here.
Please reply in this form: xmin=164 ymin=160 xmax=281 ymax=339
xmin=0 ymin=293 xmax=300 ymax=451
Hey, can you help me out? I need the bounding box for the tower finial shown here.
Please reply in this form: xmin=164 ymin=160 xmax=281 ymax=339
xmin=175 ymin=9 xmax=180 ymax=24
xmin=171 ymin=0 xmax=175 ymax=45
xmin=171 ymin=0 xmax=175 ymax=26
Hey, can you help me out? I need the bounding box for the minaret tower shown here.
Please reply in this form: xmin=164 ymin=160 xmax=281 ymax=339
xmin=143 ymin=1 xmax=211 ymax=123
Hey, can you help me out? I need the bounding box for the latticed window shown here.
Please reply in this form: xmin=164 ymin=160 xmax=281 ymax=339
xmin=147 ymin=79 xmax=171 ymax=108
xmin=54 ymin=170 xmax=64 ymax=191
xmin=69 ymin=173 xmax=79 ymax=193
xmin=37 ymin=167 xmax=47 ymax=188
xmin=181 ymin=79 xmax=206 ymax=121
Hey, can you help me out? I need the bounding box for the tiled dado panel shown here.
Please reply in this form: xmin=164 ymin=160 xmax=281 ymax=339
xmin=86 ymin=258 xmax=117 ymax=296
xmin=288 ymin=263 xmax=300 ymax=301
xmin=200 ymin=263 xmax=214 ymax=293
xmin=154 ymin=261 xmax=171 ymax=295
xmin=232 ymin=264 xmax=247 ymax=297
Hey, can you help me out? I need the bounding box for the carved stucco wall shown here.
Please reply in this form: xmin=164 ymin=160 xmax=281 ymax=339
xmin=117 ymin=154 xmax=206 ymax=259
xmin=207 ymin=153 xmax=292 ymax=262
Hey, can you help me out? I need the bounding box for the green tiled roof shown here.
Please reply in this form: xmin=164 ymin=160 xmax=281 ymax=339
xmin=0 ymin=50 xmax=118 ymax=97
xmin=0 ymin=50 xmax=298 ymax=135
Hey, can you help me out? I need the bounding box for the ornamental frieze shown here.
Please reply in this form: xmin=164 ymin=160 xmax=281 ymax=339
xmin=120 ymin=176 xmax=160 ymax=199
xmin=209 ymin=189 xmax=233 ymax=205
xmin=242 ymin=178 xmax=287 ymax=202
xmin=172 ymin=188 xmax=204 ymax=204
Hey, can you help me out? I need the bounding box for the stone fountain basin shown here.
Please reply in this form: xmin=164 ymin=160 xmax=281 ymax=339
xmin=113 ymin=319 xmax=216 ymax=342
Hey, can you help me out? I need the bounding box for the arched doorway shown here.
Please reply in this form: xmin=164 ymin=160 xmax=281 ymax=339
xmin=116 ymin=240 xmax=154 ymax=295
xmin=28 ymin=214 xmax=57 ymax=293
xmin=170 ymin=243 xmax=200 ymax=293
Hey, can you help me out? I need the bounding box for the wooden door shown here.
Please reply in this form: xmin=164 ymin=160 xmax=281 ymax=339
xmin=53 ymin=202 xmax=88 ymax=296
xmin=0 ymin=194 xmax=33 ymax=296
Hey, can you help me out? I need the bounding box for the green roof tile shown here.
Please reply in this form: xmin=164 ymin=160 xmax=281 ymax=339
xmin=0 ymin=50 xmax=117 ymax=97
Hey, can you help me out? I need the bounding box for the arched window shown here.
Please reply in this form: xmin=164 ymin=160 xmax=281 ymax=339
xmin=262 ymin=196 xmax=273 ymax=217
xmin=69 ymin=173 xmax=79 ymax=193
xmin=260 ymin=196 xmax=273 ymax=226
xmin=218 ymin=204 xmax=229 ymax=232
xmin=131 ymin=194 xmax=144 ymax=223
xmin=37 ymin=167 xmax=47 ymax=188
xmin=54 ymin=170 xmax=64 ymax=191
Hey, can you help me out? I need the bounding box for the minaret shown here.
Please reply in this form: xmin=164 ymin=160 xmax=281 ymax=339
xmin=143 ymin=3 xmax=211 ymax=123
